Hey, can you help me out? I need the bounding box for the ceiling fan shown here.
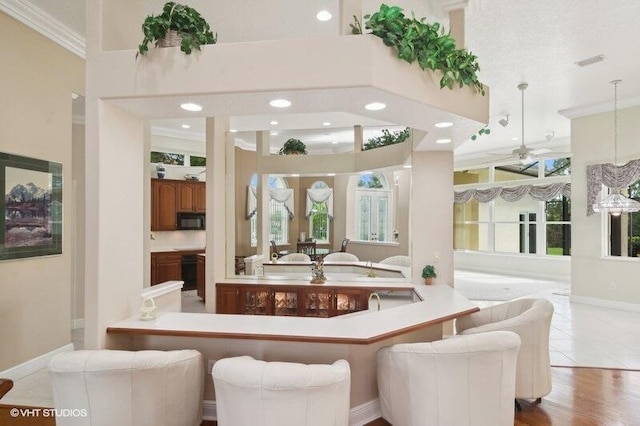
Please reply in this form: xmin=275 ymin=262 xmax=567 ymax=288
xmin=485 ymin=83 xmax=570 ymax=165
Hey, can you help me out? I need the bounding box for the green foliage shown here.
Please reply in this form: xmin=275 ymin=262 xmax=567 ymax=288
xmin=470 ymin=127 xmax=490 ymax=141
xmin=278 ymin=138 xmax=308 ymax=155
xmin=363 ymin=127 xmax=410 ymax=150
xmin=421 ymin=264 xmax=437 ymax=278
xmin=151 ymin=151 xmax=184 ymax=165
xmin=138 ymin=2 xmax=217 ymax=57
xmin=190 ymin=155 xmax=206 ymax=167
xmin=358 ymin=173 xmax=384 ymax=188
xmin=350 ymin=15 xmax=363 ymax=34
xmin=359 ymin=4 xmax=484 ymax=95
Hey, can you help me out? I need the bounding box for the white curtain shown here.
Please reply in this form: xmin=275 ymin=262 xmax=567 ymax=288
xmin=454 ymin=182 xmax=571 ymax=204
xmin=586 ymin=159 xmax=640 ymax=215
xmin=305 ymin=188 xmax=334 ymax=219
xmin=246 ymin=186 xmax=295 ymax=220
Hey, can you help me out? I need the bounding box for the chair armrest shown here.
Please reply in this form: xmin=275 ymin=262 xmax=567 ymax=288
xmin=0 ymin=378 xmax=14 ymax=399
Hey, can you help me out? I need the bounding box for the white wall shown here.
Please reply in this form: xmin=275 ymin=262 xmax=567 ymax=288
xmin=571 ymin=106 xmax=640 ymax=306
xmin=0 ymin=12 xmax=84 ymax=370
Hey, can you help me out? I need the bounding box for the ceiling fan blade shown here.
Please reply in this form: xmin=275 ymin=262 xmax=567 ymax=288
xmin=480 ymin=155 xmax=516 ymax=165
xmin=533 ymin=151 xmax=573 ymax=159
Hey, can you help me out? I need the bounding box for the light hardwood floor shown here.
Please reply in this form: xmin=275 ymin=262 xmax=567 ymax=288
xmin=204 ymin=367 xmax=640 ymax=425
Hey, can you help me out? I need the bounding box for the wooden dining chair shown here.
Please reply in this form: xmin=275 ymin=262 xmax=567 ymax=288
xmin=340 ymin=238 xmax=350 ymax=252
xmin=270 ymin=240 xmax=284 ymax=258
xmin=297 ymin=241 xmax=317 ymax=260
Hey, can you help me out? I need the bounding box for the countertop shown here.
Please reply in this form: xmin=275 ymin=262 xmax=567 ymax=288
xmin=150 ymin=246 xmax=205 ymax=253
xmin=107 ymin=283 xmax=478 ymax=344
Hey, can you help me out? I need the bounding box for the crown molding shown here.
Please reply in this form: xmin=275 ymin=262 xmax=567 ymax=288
xmin=559 ymin=96 xmax=640 ymax=119
xmin=0 ymin=0 xmax=85 ymax=58
xmin=151 ymin=126 xmax=205 ymax=142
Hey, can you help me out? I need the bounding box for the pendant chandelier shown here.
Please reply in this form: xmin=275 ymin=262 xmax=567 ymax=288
xmin=592 ymin=80 xmax=640 ymax=216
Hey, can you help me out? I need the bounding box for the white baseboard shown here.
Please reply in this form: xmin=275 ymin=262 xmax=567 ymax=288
xmin=202 ymin=398 xmax=381 ymax=425
xmin=0 ymin=343 xmax=74 ymax=380
xmin=349 ymin=399 xmax=381 ymax=426
xmin=570 ymin=295 xmax=640 ymax=313
xmin=72 ymin=318 xmax=85 ymax=330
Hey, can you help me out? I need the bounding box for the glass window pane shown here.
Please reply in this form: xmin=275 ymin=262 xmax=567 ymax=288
xmin=494 ymin=197 xmax=538 ymax=222
xmin=358 ymin=195 xmax=371 ymax=240
xmin=454 ymin=223 xmax=490 ymax=251
xmin=546 ymin=196 xmax=571 ymax=221
xmin=495 ymin=162 xmax=539 ymax=182
xmin=546 ymin=224 xmax=571 ymax=255
xmin=454 ymin=199 xmax=480 ymax=223
xmin=495 ymin=223 xmax=524 ymax=253
xmin=377 ymin=196 xmax=388 ymax=241
xmin=310 ymin=201 xmax=328 ymax=241
xmin=454 ymin=167 xmax=491 ymax=184
xmin=544 ymin=158 xmax=571 ymax=177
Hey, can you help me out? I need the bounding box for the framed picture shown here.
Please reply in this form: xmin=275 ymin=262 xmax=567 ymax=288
xmin=0 ymin=152 xmax=63 ymax=261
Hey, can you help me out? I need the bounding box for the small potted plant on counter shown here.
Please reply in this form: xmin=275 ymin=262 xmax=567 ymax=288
xmin=278 ymin=138 xmax=308 ymax=155
xmin=421 ymin=264 xmax=437 ymax=285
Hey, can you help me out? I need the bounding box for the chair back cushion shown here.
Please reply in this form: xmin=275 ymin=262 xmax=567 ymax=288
xmin=49 ymin=350 xmax=203 ymax=426
xmin=379 ymin=256 xmax=411 ymax=267
xmin=213 ymin=356 xmax=350 ymax=426
xmin=377 ymin=331 xmax=520 ymax=426
xmin=323 ymin=252 xmax=359 ymax=262
xmin=456 ymin=298 xmax=554 ymax=399
xmin=279 ymin=253 xmax=311 ymax=262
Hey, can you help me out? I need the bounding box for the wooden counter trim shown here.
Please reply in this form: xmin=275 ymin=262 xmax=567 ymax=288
xmin=106 ymin=306 xmax=478 ymax=345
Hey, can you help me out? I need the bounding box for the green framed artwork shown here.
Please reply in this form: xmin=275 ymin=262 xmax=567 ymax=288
xmin=0 ymin=152 xmax=63 ymax=261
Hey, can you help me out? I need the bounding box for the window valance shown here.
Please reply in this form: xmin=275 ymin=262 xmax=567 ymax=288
xmin=246 ymin=186 xmax=295 ymax=220
xmin=586 ymin=159 xmax=640 ymax=215
xmin=454 ymin=182 xmax=571 ymax=204
xmin=305 ymin=188 xmax=334 ymax=219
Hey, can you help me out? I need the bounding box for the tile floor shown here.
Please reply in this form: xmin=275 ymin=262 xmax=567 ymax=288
xmin=459 ymin=271 xmax=640 ymax=370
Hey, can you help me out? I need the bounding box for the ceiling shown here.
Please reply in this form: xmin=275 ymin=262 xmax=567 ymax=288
xmin=10 ymin=0 xmax=640 ymax=165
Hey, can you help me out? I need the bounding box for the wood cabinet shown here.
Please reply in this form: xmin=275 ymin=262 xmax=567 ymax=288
xmin=177 ymin=181 xmax=206 ymax=212
xmin=151 ymin=179 xmax=206 ymax=231
xmin=151 ymin=179 xmax=178 ymax=231
xmin=150 ymin=252 xmax=181 ymax=285
xmin=216 ymin=284 xmax=370 ymax=317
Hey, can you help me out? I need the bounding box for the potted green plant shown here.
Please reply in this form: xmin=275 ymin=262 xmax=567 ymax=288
xmin=278 ymin=138 xmax=308 ymax=155
xmin=421 ymin=264 xmax=437 ymax=285
xmin=355 ymin=4 xmax=485 ymax=95
xmin=137 ymin=2 xmax=217 ymax=57
xmin=363 ymin=127 xmax=410 ymax=150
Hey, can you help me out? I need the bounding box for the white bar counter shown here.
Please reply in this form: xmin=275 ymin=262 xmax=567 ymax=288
xmin=107 ymin=282 xmax=478 ymax=411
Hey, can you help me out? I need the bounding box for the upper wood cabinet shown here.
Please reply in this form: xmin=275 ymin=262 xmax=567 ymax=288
xmin=177 ymin=181 xmax=206 ymax=213
xmin=151 ymin=179 xmax=206 ymax=231
xmin=151 ymin=179 xmax=177 ymax=231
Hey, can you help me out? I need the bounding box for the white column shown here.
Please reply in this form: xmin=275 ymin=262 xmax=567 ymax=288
xmin=205 ymin=117 xmax=229 ymax=313
xmin=256 ymin=131 xmax=271 ymax=260
xmin=354 ymin=125 xmax=363 ymax=152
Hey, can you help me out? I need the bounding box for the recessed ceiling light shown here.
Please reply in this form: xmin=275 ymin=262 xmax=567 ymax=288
xmin=436 ymin=138 xmax=452 ymax=144
xmin=270 ymin=120 xmax=278 ymax=125
xmin=291 ymin=173 xmax=300 ymax=177
xmin=512 ymin=137 xmax=519 ymax=141
xmin=180 ymin=102 xmax=203 ymax=112
xmin=327 ymin=173 xmax=336 ymax=176
xmin=403 ymin=165 xmax=412 ymax=169
xmin=270 ymin=131 xmax=279 ymax=136
xmin=269 ymin=99 xmax=291 ymax=108
xmin=316 ymin=10 xmax=332 ymax=21
xmin=435 ymin=121 xmax=453 ymax=128
xmin=230 ymin=129 xmax=238 ymax=133
xmin=332 ymin=141 xmax=338 ymax=144
xmin=181 ymin=124 xmax=191 ymax=129
xmin=365 ymin=102 xmax=386 ymax=111
xmin=323 ymin=122 xmax=331 ymax=126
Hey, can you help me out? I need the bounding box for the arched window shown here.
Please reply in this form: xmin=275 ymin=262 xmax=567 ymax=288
xmin=355 ymin=173 xmax=393 ymax=241
xmin=308 ymin=181 xmax=330 ymax=243
xmin=249 ymin=174 xmax=290 ymax=246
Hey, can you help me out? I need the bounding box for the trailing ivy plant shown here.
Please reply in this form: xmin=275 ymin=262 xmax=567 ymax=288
xmin=138 ymin=2 xmax=217 ymax=57
xmin=278 ymin=138 xmax=308 ymax=155
xmin=357 ymin=4 xmax=485 ymax=95
xmin=470 ymin=127 xmax=490 ymax=140
xmin=364 ymin=127 xmax=410 ymax=150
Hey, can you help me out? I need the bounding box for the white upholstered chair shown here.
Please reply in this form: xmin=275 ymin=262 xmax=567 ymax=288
xmin=49 ymin=350 xmax=203 ymax=426
xmin=379 ymin=255 xmax=411 ymax=267
xmin=212 ymin=356 xmax=350 ymax=426
xmin=377 ymin=331 xmax=521 ymax=426
xmin=323 ymin=252 xmax=359 ymax=262
xmin=456 ymin=298 xmax=554 ymax=403
xmin=279 ymin=253 xmax=311 ymax=262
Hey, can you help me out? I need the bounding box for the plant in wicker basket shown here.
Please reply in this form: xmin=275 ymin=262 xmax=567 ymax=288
xmin=138 ymin=2 xmax=217 ymax=57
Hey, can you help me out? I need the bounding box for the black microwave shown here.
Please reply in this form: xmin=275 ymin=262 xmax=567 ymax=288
xmin=177 ymin=212 xmax=206 ymax=230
